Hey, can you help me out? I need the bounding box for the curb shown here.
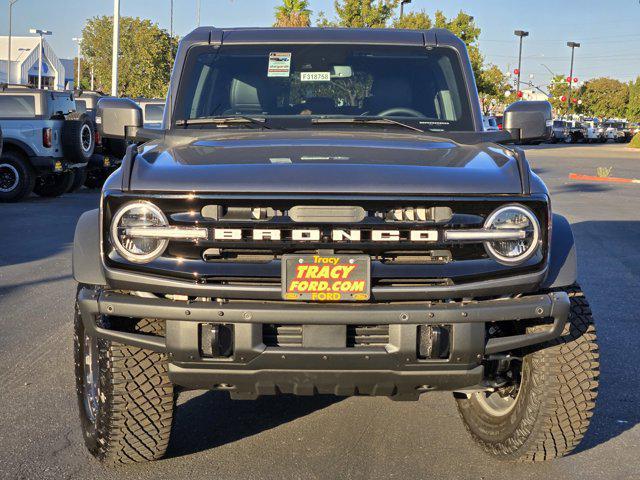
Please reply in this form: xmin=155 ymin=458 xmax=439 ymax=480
xmin=569 ymin=173 xmax=640 ymax=184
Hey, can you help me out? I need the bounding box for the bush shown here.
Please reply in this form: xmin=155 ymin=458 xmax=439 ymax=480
xmin=630 ymin=133 xmax=640 ymax=149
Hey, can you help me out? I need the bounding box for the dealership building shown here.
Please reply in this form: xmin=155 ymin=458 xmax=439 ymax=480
xmin=0 ymin=35 xmax=73 ymax=90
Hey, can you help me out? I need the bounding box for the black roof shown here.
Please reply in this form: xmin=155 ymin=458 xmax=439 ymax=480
xmin=181 ymin=26 xmax=462 ymax=48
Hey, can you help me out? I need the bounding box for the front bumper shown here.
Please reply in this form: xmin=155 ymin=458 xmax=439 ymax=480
xmin=77 ymin=287 xmax=569 ymax=399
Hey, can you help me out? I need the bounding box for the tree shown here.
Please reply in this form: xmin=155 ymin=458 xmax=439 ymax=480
xmin=81 ymin=16 xmax=177 ymax=98
xmin=546 ymin=75 xmax=574 ymax=116
xmin=580 ymin=77 xmax=629 ymax=118
xmin=392 ymin=10 xmax=431 ymax=29
xmin=274 ymin=0 xmax=312 ymax=28
xmin=478 ymin=65 xmax=512 ymax=114
xmin=332 ymin=0 xmax=400 ymax=28
xmin=433 ymin=10 xmax=484 ymax=91
xmin=627 ymin=77 xmax=640 ymax=122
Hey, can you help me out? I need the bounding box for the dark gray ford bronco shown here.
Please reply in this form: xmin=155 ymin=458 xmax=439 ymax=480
xmin=72 ymin=27 xmax=599 ymax=464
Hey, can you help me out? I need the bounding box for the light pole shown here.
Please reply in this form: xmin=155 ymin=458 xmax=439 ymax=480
xmin=72 ymin=37 xmax=82 ymax=89
xmin=111 ymin=0 xmax=120 ymax=96
xmin=514 ymin=30 xmax=529 ymax=100
xmin=170 ymin=0 xmax=173 ymax=39
xmin=566 ymin=41 xmax=580 ymax=114
xmin=7 ymin=0 xmax=21 ymax=84
xmin=196 ymin=0 xmax=201 ymax=27
xmin=400 ymin=0 xmax=411 ymax=19
xmin=29 ymin=28 xmax=52 ymax=89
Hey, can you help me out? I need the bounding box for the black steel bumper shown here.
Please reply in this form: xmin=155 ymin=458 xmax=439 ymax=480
xmin=77 ymin=288 xmax=569 ymax=398
xmin=30 ymin=156 xmax=88 ymax=173
xmin=86 ymin=153 xmax=121 ymax=171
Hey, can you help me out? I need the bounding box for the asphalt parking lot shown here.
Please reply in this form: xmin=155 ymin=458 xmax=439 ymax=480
xmin=0 ymin=143 xmax=638 ymax=480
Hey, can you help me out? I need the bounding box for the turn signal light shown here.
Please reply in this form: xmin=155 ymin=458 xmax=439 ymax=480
xmin=42 ymin=128 xmax=52 ymax=148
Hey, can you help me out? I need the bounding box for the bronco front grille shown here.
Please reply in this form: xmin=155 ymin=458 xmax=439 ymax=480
xmin=103 ymin=193 xmax=549 ymax=288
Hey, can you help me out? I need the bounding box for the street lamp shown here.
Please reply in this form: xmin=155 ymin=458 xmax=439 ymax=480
xmin=29 ymin=28 xmax=52 ymax=89
xmin=111 ymin=0 xmax=120 ymax=96
xmin=7 ymin=0 xmax=22 ymax=84
xmin=196 ymin=0 xmax=201 ymax=27
xmin=514 ymin=30 xmax=529 ymax=100
xmin=566 ymin=41 xmax=580 ymax=114
xmin=400 ymin=0 xmax=411 ymax=19
xmin=72 ymin=37 xmax=82 ymax=90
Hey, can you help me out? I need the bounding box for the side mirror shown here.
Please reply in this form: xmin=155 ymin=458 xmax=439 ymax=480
xmin=503 ymin=101 xmax=552 ymax=144
xmin=96 ymin=97 xmax=143 ymax=140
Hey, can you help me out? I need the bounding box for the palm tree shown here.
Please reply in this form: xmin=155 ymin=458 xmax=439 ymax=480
xmin=274 ymin=0 xmax=312 ymax=27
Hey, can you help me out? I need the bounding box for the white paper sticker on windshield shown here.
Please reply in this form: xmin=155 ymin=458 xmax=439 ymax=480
xmin=300 ymin=71 xmax=331 ymax=82
xmin=268 ymin=52 xmax=291 ymax=77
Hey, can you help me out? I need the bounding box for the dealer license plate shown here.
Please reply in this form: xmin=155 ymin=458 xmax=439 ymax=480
xmin=282 ymin=254 xmax=370 ymax=302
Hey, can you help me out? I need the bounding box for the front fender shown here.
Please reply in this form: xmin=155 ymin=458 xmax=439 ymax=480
xmin=72 ymin=209 xmax=107 ymax=286
xmin=542 ymin=214 xmax=577 ymax=289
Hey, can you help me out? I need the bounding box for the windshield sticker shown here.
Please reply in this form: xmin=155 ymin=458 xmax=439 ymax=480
xmin=300 ymin=72 xmax=331 ymax=82
xmin=268 ymin=52 xmax=292 ymax=77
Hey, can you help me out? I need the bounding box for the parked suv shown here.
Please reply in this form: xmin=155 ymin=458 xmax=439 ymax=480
xmin=603 ymin=120 xmax=628 ymax=143
xmin=564 ymin=120 xmax=586 ymax=143
xmin=0 ymin=84 xmax=94 ymax=201
xmin=549 ymin=119 xmax=567 ymax=143
xmin=73 ymin=27 xmax=598 ymax=464
xmin=75 ymin=90 xmax=128 ymax=189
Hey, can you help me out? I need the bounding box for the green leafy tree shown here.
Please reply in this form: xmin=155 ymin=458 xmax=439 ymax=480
xmin=433 ymin=10 xmax=484 ymax=91
xmin=332 ymin=0 xmax=400 ymax=28
xmin=392 ymin=10 xmax=432 ymax=29
xmin=274 ymin=0 xmax=312 ymax=27
xmin=627 ymin=77 xmax=640 ymax=122
xmin=478 ymin=65 xmax=512 ymax=114
xmin=580 ymin=77 xmax=629 ymax=118
xmin=81 ymin=16 xmax=177 ymax=98
xmin=546 ymin=75 xmax=574 ymax=116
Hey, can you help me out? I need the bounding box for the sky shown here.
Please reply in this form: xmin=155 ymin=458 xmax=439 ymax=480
xmin=1 ymin=0 xmax=639 ymax=90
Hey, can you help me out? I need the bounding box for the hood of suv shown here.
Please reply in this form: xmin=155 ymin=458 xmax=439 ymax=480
xmin=129 ymin=131 xmax=523 ymax=194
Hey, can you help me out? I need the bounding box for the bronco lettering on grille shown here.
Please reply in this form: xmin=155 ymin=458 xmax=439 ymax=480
xmin=212 ymin=228 xmax=439 ymax=242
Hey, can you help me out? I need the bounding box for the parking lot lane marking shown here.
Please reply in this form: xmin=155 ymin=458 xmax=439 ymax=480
xmin=569 ymin=173 xmax=640 ymax=185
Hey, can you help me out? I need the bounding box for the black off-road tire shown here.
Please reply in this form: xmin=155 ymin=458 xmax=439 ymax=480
xmin=456 ymin=284 xmax=599 ymax=462
xmin=0 ymin=150 xmax=35 ymax=202
xmin=63 ymin=112 xmax=95 ymax=163
xmin=33 ymin=171 xmax=75 ymax=197
xmin=73 ymin=287 xmax=175 ymax=464
xmin=67 ymin=167 xmax=87 ymax=193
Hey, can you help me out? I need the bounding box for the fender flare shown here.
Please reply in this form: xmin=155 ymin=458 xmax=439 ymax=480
xmin=72 ymin=209 xmax=107 ymax=286
xmin=542 ymin=213 xmax=577 ymax=289
xmin=2 ymin=138 xmax=36 ymax=158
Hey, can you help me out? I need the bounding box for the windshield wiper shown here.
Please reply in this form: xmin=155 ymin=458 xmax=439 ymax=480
xmin=176 ymin=116 xmax=272 ymax=129
xmin=311 ymin=116 xmax=425 ymax=133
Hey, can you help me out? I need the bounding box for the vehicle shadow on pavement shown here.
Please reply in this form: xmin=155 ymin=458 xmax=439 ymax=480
xmin=552 ymin=183 xmax=614 ymax=195
xmin=0 ymin=190 xmax=99 ymax=268
xmin=569 ymin=220 xmax=640 ymax=456
xmin=166 ymin=391 xmax=343 ymax=459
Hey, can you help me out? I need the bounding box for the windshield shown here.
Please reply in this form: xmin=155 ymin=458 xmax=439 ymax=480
xmin=174 ymin=44 xmax=473 ymax=131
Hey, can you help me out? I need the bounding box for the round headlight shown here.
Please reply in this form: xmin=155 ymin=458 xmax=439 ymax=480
xmin=110 ymin=201 xmax=169 ymax=263
xmin=483 ymin=205 xmax=541 ymax=264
